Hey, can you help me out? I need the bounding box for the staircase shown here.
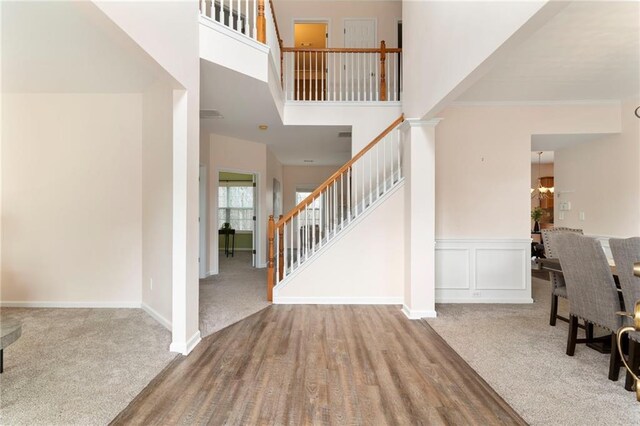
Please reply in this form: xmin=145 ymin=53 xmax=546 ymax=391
xmin=267 ymin=115 xmax=405 ymax=300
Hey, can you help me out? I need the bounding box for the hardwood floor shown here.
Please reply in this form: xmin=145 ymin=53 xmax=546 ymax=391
xmin=111 ymin=305 xmax=525 ymax=425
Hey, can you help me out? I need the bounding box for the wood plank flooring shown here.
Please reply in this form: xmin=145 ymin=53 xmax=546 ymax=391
xmin=111 ymin=305 xmax=526 ymax=425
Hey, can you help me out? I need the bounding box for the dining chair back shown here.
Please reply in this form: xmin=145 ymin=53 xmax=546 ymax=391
xmin=541 ymin=227 xmax=583 ymax=326
xmin=609 ymin=237 xmax=640 ymax=390
xmin=556 ymin=233 xmax=623 ymax=381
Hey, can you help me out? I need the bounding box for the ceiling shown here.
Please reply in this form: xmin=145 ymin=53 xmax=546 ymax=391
xmin=200 ymin=60 xmax=351 ymax=166
xmin=530 ymin=151 xmax=554 ymax=164
xmin=1 ymin=1 xmax=165 ymax=93
xmin=458 ymin=1 xmax=640 ymax=102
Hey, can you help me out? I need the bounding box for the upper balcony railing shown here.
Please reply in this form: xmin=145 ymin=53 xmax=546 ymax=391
xmin=200 ymin=0 xmax=401 ymax=102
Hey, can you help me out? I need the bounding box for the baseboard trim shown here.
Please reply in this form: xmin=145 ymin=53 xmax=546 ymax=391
xmin=141 ymin=302 xmax=172 ymax=330
xmin=0 ymin=301 xmax=141 ymax=308
xmin=402 ymin=305 xmax=437 ymax=320
xmin=169 ymin=330 xmax=202 ymax=355
xmin=274 ymin=296 xmax=402 ymax=305
xmin=435 ymin=297 xmax=534 ymax=304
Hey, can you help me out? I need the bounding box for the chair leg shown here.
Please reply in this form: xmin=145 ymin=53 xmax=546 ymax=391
xmin=566 ymin=315 xmax=579 ymax=356
xmin=609 ymin=333 xmax=622 ymax=381
xmin=626 ymin=340 xmax=640 ymax=391
xmin=586 ymin=322 xmax=594 ymax=342
xmin=550 ymin=294 xmax=558 ymax=326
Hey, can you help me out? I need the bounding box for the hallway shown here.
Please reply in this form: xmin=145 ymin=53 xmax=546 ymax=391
xmin=199 ymin=252 xmax=270 ymax=337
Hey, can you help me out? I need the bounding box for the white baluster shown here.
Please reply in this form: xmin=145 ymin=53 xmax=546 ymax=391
xmin=397 ymin=129 xmax=402 ymax=180
xmin=347 ymin=167 xmax=351 ymax=222
xmin=383 ymin=134 xmax=387 ymax=192
xmin=376 ymin=143 xmax=380 ymax=199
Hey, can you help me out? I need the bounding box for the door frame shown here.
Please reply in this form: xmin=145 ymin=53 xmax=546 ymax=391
xmin=199 ymin=164 xmax=208 ymax=279
xmin=213 ymin=167 xmax=261 ymax=272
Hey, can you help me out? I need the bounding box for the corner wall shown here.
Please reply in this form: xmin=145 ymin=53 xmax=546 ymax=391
xmin=141 ymin=79 xmax=174 ymax=329
xmin=554 ymin=99 xmax=640 ymax=237
xmin=1 ymin=94 xmax=143 ymax=306
xmin=434 ymin=103 xmax=621 ymax=303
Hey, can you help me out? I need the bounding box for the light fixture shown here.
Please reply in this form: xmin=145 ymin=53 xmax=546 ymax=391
xmin=531 ymin=152 xmax=554 ymax=200
xmin=258 ymin=124 xmax=268 ymax=130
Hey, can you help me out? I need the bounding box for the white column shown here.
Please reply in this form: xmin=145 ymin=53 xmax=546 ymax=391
xmin=401 ymin=118 xmax=442 ymax=320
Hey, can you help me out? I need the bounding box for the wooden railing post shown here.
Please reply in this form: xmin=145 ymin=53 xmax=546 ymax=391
xmin=379 ymin=40 xmax=387 ymax=101
xmin=257 ymin=0 xmax=266 ymax=43
xmin=267 ymin=215 xmax=275 ymax=302
xmin=278 ymin=215 xmax=284 ymax=281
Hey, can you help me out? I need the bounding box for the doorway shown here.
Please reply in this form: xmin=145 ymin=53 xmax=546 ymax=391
xmin=218 ymin=171 xmax=257 ymax=267
xmin=294 ymin=21 xmax=328 ymax=100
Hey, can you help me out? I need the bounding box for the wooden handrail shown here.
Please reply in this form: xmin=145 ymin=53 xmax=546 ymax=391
xmin=282 ymin=46 xmax=402 ymax=54
xmin=276 ymin=114 xmax=404 ymax=227
xmin=268 ymin=0 xmax=283 ymax=49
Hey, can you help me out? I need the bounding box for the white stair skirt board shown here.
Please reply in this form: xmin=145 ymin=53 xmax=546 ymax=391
xmin=435 ymin=239 xmax=533 ymax=304
xmin=170 ymin=330 xmax=202 ymax=355
xmin=141 ymin=302 xmax=172 ymax=331
xmin=402 ymin=305 xmax=437 ymax=320
xmin=275 ymin=297 xmax=403 ymax=305
xmin=0 ymin=301 xmax=141 ymax=308
xmin=273 ymin=179 xmax=405 ymax=300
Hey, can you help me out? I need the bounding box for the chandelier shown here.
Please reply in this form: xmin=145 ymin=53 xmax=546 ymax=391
xmin=531 ymin=151 xmax=554 ymax=199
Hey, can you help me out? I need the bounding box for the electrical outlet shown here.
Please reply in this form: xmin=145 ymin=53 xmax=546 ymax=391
xmin=150 ymin=278 xmax=153 ymax=290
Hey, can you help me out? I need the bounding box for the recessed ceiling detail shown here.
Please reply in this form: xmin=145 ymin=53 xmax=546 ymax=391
xmin=200 ymin=109 xmax=223 ymax=119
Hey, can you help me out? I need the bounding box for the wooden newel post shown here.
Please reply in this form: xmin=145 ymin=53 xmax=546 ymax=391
xmin=278 ymin=215 xmax=284 ymax=281
xmin=379 ymin=40 xmax=387 ymax=101
xmin=267 ymin=215 xmax=275 ymax=302
xmin=257 ymin=0 xmax=266 ymax=44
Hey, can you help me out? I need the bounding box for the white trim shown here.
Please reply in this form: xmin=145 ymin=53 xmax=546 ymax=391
xmin=169 ymin=330 xmax=202 ymax=355
xmin=449 ymin=99 xmax=622 ymax=107
xmin=141 ymin=302 xmax=172 ymax=331
xmin=436 ymin=238 xmax=532 ymax=244
xmin=285 ymin=101 xmax=402 ymax=108
xmin=435 ymin=297 xmax=533 ymax=304
xmin=400 ymin=118 xmax=443 ymax=129
xmin=0 ymin=301 xmax=140 ymax=308
xmin=402 ymin=305 xmax=437 ymax=320
xmin=199 ymin=15 xmax=269 ymax=54
xmin=273 ymin=179 xmax=405 ymax=295
xmin=276 ymin=296 xmax=402 ymax=305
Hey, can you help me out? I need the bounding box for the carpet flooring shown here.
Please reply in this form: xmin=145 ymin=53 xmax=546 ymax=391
xmin=0 ymin=308 xmax=176 ymax=425
xmin=426 ymin=277 xmax=640 ymax=425
xmin=199 ymin=252 xmax=270 ymax=337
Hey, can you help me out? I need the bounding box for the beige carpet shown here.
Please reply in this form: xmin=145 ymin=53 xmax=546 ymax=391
xmin=426 ymin=277 xmax=640 ymax=425
xmin=0 ymin=307 xmax=176 ymax=425
xmin=199 ymin=252 xmax=270 ymax=337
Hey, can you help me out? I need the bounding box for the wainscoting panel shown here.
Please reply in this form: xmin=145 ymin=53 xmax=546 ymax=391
xmin=435 ymin=239 xmax=532 ymax=303
xmin=435 ymin=248 xmax=470 ymax=289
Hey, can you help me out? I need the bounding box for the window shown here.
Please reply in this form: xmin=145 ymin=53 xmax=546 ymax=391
xmin=296 ymin=190 xmax=321 ymax=227
xmin=219 ymin=183 xmax=254 ymax=231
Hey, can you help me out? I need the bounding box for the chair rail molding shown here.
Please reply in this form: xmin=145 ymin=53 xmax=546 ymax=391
xmin=435 ymin=238 xmax=533 ymax=303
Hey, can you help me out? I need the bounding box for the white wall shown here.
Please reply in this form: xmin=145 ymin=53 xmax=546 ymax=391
xmin=436 ymin=103 xmax=621 ymax=239
xmin=141 ymin=79 xmax=174 ymax=328
xmin=284 ymin=104 xmax=402 ymax=154
xmin=434 ymin=103 xmax=622 ymax=303
xmin=274 ymin=183 xmax=404 ymax=303
xmin=208 ymin=134 xmax=268 ymax=271
xmin=276 ymin=1 xmax=402 ymax=48
xmin=266 ymin=148 xmax=284 ymax=219
xmin=282 ymin=165 xmax=339 ymax=212
xmin=402 ymin=0 xmax=563 ymax=118
xmin=1 ymin=94 xmax=143 ymax=306
xmin=94 ymin=0 xmax=201 ymax=354
xmin=554 ymin=99 xmax=640 ymax=237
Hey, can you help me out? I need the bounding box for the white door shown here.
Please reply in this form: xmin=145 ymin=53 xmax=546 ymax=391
xmin=344 ymin=19 xmax=377 ymax=100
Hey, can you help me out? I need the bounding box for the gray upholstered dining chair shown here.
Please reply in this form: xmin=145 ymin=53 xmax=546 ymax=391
xmin=609 ymin=237 xmax=640 ymax=391
xmin=541 ymin=227 xmax=583 ymax=326
xmin=556 ymin=233 xmax=622 ymax=381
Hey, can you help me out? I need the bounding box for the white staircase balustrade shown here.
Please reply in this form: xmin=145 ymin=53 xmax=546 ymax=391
xmin=267 ymin=116 xmax=405 ymax=300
